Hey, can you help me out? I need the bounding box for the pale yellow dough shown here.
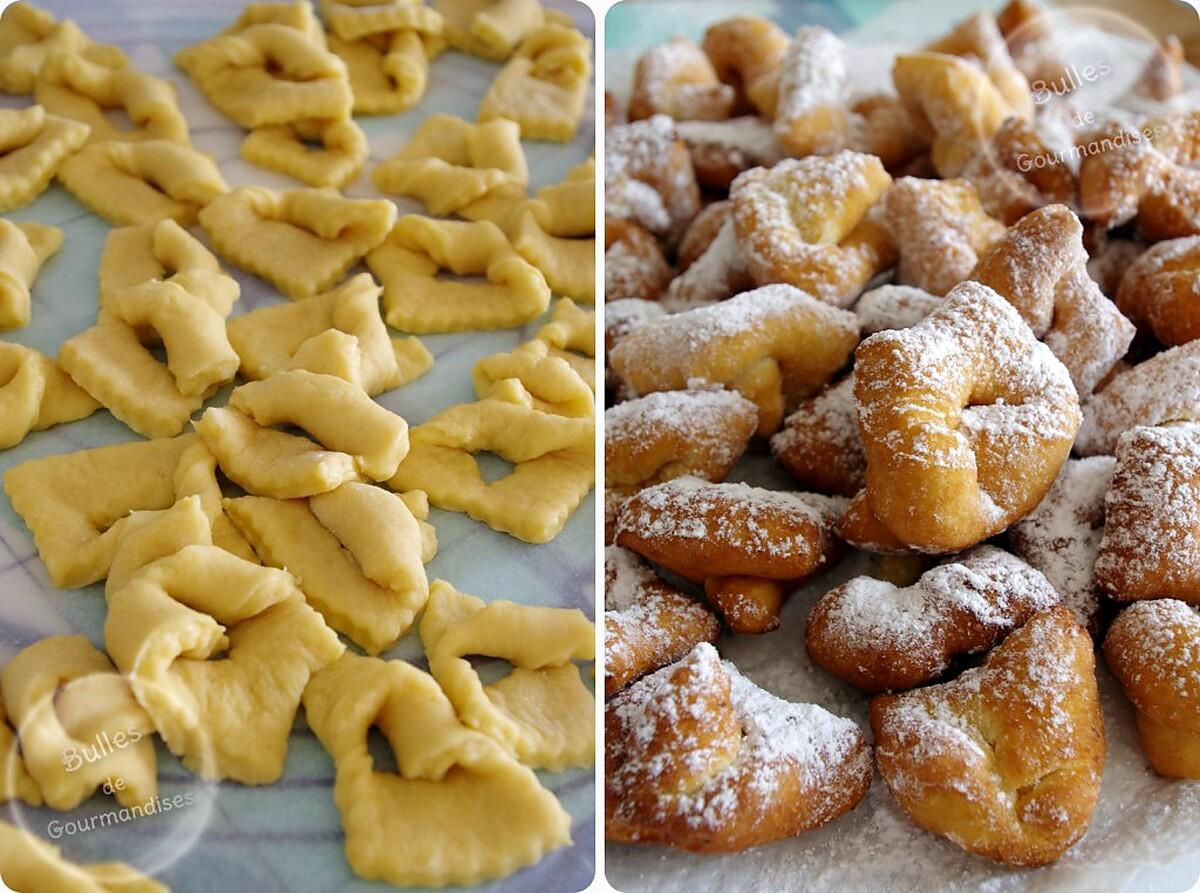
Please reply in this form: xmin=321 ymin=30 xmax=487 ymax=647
xmin=388 ymin=389 xmax=594 ymax=542
xmin=472 ymin=340 xmax=593 ymax=418
xmin=0 ymin=342 xmax=98 ymax=449
xmin=105 ymin=543 xmax=343 ymax=784
xmin=1 ymin=433 xmax=233 ymax=587
xmin=198 ymin=186 xmax=395 ymax=299
xmin=97 ymin=218 xmax=238 ymax=312
xmin=0 ymin=105 xmax=89 ymax=212
xmin=226 ymin=273 xmax=431 ymax=396
xmin=195 ymin=370 xmax=410 ymax=498
xmin=0 ymin=818 xmax=167 ymax=893
xmin=366 ymin=215 xmax=550 ymax=333
xmin=241 ymin=117 xmax=368 ymax=189
xmin=225 ymin=482 xmax=436 ymax=654
xmin=0 ymin=218 xmax=61 ymax=329
xmin=34 ymin=52 xmax=188 ymax=144
xmin=478 ymin=24 xmax=591 ymax=142
xmin=219 ymin=0 xmax=327 ymax=44
xmin=175 ymin=22 xmax=352 ymax=129
xmin=0 ymin=2 xmax=128 ymax=95
xmin=436 ymin=0 xmax=548 ymax=62
xmin=322 ymin=0 xmax=444 ymax=43
xmin=535 ymin=296 xmax=596 ymax=387
xmin=302 ymin=651 xmax=571 ymax=887
xmin=57 ymin=139 xmax=229 ymax=226
xmin=59 ymin=275 xmax=241 ymax=438
xmin=1 ymin=635 xmax=156 ymax=811
xmin=512 ymin=158 xmax=594 ymax=302
xmin=371 ymin=114 xmax=527 ymax=224
xmin=421 ymin=580 xmax=595 ymax=770
xmin=329 ymin=27 xmax=444 ymax=116
xmin=0 ymin=698 xmax=40 ymax=806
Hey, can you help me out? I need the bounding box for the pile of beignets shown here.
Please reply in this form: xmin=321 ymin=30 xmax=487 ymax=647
xmin=603 ymin=0 xmax=1200 ymax=870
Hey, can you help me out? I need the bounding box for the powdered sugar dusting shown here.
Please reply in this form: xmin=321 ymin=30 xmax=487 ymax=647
xmin=853 ymin=284 xmax=942 ymax=334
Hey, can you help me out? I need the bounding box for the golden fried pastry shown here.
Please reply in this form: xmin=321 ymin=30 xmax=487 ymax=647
xmin=893 ymin=51 xmax=1023 ymax=178
xmin=176 ymin=22 xmax=352 ymax=128
xmin=199 ymin=186 xmax=395 ymax=299
xmin=855 ymin=281 xmax=1081 ymax=553
xmin=609 ymin=284 xmax=860 ymax=436
xmin=1137 ymin=35 xmax=1184 ymax=102
xmin=661 ymin=216 xmax=752 ymax=311
xmin=0 ymin=342 xmax=97 ymax=449
xmin=1075 ymin=341 xmax=1200 ymax=455
xmin=924 ymin=11 xmax=1033 ymax=119
xmin=1115 ymin=235 xmax=1200 ymax=347
xmin=731 ymin=151 xmax=895 ymax=306
xmin=844 ymin=91 xmax=928 ymax=172
xmin=604 ymin=297 xmax=665 ymax=397
xmin=0 ymin=2 xmax=127 ymax=95
xmin=963 ymin=115 xmax=1078 ymax=225
xmin=615 ymin=477 xmax=843 ymax=633
xmin=674 ymin=117 xmax=782 ymax=191
xmin=605 ymin=389 xmax=757 ymax=491
xmin=477 ymin=24 xmax=591 ymax=142
xmin=1009 ymin=456 xmax=1115 ymax=634
xmin=852 ymin=283 xmax=941 ymax=334
xmin=35 ymin=52 xmax=188 ymax=144
xmin=837 ymin=488 xmax=913 ymax=556
xmin=972 ymin=204 xmax=1136 ymax=396
xmin=872 ymin=607 xmax=1104 ymax=867
xmin=808 ymin=546 xmax=1059 ymax=694
xmin=606 ymin=642 xmax=872 ymax=852
xmin=773 ymin=26 xmax=847 ymax=157
xmin=884 ymin=176 xmax=1006 ymax=296
xmin=1094 ymin=423 xmax=1200 ymax=603
xmin=997 ymin=0 xmax=1070 ymax=92
xmin=604 ymin=545 xmax=719 ymax=697
xmin=0 ymin=105 xmax=89 ymax=212
xmin=1078 ymin=112 xmax=1200 ymax=240
xmin=0 ymin=218 xmax=60 ymax=330
xmin=604 ymin=217 xmax=672 ymax=301
xmin=57 ymin=139 xmax=229 ymax=226
xmin=629 ymin=35 xmax=734 ymax=122
xmin=1104 ymin=599 xmax=1200 ymax=778
xmin=771 ymin=375 xmax=863 ymax=497
xmin=676 ymin=199 xmax=729 ymax=271
xmin=605 ymin=115 xmax=700 ymax=249
xmin=700 ymin=15 xmax=790 ymax=118
xmin=1087 ymin=235 xmax=1146 ymax=299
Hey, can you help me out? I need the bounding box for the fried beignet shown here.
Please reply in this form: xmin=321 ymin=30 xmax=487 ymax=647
xmin=845 ymin=91 xmax=928 ymax=172
xmin=1075 ymin=341 xmax=1200 ymax=455
xmin=962 ymin=115 xmax=1078 ymax=225
xmin=731 ymin=151 xmax=895 ymax=306
xmin=837 ymin=488 xmax=914 ymax=556
xmin=675 ymin=118 xmax=782 ymax=191
xmin=1009 ymin=456 xmax=1114 ymax=634
xmin=605 ymin=115 xmax=700 ymax=249
xmin=773 ymin=26 xmax=847 ymax=157
xmin=853 ymin=283 xmax=941 ymax=334
xmin=604 ymin=217 xmax=672 ymax=302
xmin=661 ymin=216 xmax=753 ymax=311
xmin=676 ymin=200 xmax=730 ymax=272
xmin=629 ymin=36 xmax=734 ymax=122
xmin=871 ymin=607 xmax=1104 ymax=867
xmin=1094 ymin=423 xmax=1200 ymax=604
xmin=700 ymin=16 xmax=789 ymax=117
xmin=606 ymin=642 xmax=872 ymax=852
xmin=609 ymin=284 xmax=860 ymax=436
xmin=997 ymin=0 xmax=1070 ymax=94
xmin=771 ymin=375 xmax=863 ymax=497
xmin=972 ymin=204 xmax=1136 ymax=396
xmin=615 ymin=477 xmax=843 ymax=633
xmin=604 ymin=546 xmax=719 ymax=697
xmin=1104 ymin=599 xmax=1200 ymax=778
xmin=884 ymin=176 xmax=1006 ymax=296
xmin=1116 ymin=235 xmax=1200 ymax=347
xmin=605 ymin=389 xmax=757 ymax=491
xmin=808 ymin=545 xmax=1058 ymax=694
xmin=855 ymin=281 xmax=1081 ymax=553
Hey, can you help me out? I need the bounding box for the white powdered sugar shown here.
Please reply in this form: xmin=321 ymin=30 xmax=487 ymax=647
xmin=1076 ymin=341 xmax=1200 ymax=456
xmin=775 ymin=26 xmax=848 ymax=127
xmin=661 ymin=217 xmax=750 ymax=311
xmin=852 ymin=284 xmax=942 ymax=335
xmin=1009 ymin=457 xmax=1115 ymax=631
xmin=675 ymin=116 xmax=784 ymax=169
xmin=605 ymin=115 xmax=698 ymax=240
xmin=1106 ymin=599 xmax=1200 ymax=698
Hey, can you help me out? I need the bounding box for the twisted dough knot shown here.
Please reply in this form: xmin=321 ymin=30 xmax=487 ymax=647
xmin=854 ymin=280 xmax=1081 ymax=554
xmin=1115 ymin=234 xmax=1200 ymax=347
xmin=700 ymin=15 xmax=790 ymax=117
xmin=972 ymin=203 xmax=1136 ymax=396
xmin=629 ymin=35 xmax=734 ymax=122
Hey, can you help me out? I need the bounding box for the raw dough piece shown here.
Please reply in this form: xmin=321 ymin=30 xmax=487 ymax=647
xmin=241 ymin=117 xmax=368 ymax=189
xmin=436 ymin=0 xmax=549 ymax=61
xmin=0 ymin=105 xmax=89 ymax=211
xmin=0 ymin=342 xmax=97 ymax=449
xmin=0 ymin=817 xmax=166 ymax=893
xmin=97 ymin=218 xmax=237 ymax=311
xmin=302 ymin=651 xmax=571 ymax=886
xmin=421 ymin=579 xmax=595 ymax=769
xmin=473 ymin=340 xmax=594 ymax=418
xmin=512 ymin=158 xmax=595 ymax=302
xmin=0 ymin=218 xmax=61 ymax=329
xmin=198 ymin=186 xmax=395 ymax=298
xmin=535 ymin=296 xmax=595 ymax=386
xmin=0 ymin=2 xmax=127 ymax=95
xmin=366 ymin=215 xmax=550 ymax=332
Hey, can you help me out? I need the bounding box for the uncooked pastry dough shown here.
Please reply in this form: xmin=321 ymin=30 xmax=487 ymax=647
xmin=0 ymin=218 xmax=61 ymax=329
xmin=0 ymin=105 xmax=89 ymax=212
